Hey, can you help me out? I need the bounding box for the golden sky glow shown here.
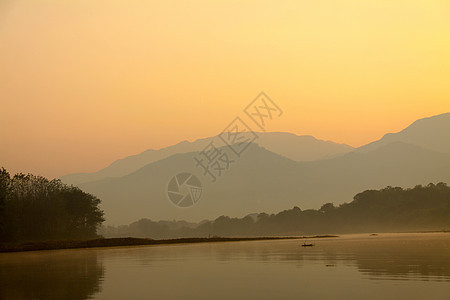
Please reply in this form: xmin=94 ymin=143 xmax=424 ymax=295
xmin=1 ymin=0 xmax=450 ymax=178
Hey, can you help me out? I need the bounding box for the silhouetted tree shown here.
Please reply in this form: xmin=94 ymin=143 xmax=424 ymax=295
xmin=0 ymin=168 xmax=104 ymax=243
xmin=319 ymin=203 xmax=335 ymax=213
xmin=0 ymin=168 xmax=10 ymax=242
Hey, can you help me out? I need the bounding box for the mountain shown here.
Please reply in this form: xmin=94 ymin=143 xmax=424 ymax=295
xmin=79 ymin=144 xmax=301 ymax=224
xmin=297 ymin=141 xmax=450 ymax=207
xmin=256 ymin=132 xmax=353 ymax=161
xmin=60 ymin=133 xmax=353 ymax=185
xmin=65 ymin=113 xmax=450 ymax=224
xmin=80 ymin=142 xmax=450 ymax=225
xmin=60 ymin=139 xmax=208 ymax=185
xmin=357 ymin=113 xmax=450 ymax=153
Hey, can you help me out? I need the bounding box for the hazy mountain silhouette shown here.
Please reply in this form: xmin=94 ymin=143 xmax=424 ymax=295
xmin=79 ymin=141 xmax=450 ymax=224
xmin=356 ymin=112 xmax=450 ymax=153
xmin=79 ymin=144 xmax=301 ymax=224
xmin=63 ymin=113 xmax=450 ymax=224
xmin=254 ymin=132 xmax=353 ymax=161
xmin=62 ymin=113 xmax=449 ymax=186
xmin=60 ymin=133 xmax=353 ymax=185
xmin=298 ymin=141 xmax=450 ymax=207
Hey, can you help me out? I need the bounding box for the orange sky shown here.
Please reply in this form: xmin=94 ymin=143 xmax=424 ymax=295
xmin=1 ymin=0 xmax=449 ymax=178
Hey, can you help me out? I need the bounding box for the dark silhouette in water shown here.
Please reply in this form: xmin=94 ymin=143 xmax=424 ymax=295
xmin=0 ymin=251 xmax=104 ymax=300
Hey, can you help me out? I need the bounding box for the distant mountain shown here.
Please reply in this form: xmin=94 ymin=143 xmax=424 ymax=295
xmin=298 ymin=141 xmax=450 ymax=207
xmin=64 ymin=112 xmax=450 ymax=224
xmin=80 ymin=142 xmax=450 ymax=225
xmin=60 ymin=133 xmax=353 ymax=185
xmin=60 ymin=139 xmax=208 ymax=185
xmin=80 ymin=144 xmax=301 ymax=224
xmin=357 ymin=113 xmax=450 ymax=153
xmin=256 ymin=132 xmax=353 ymax=161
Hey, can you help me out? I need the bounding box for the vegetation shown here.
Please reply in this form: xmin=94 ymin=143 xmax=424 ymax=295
xmin=101 ymin=183 xmax=450 ymax=238
xmin=0 ymin=236 xmax=312 ymax=253
xmin=0 ymin=168 xmax=104 ymax=243
xmin=1 ymin=165 xmax=448 ymax=245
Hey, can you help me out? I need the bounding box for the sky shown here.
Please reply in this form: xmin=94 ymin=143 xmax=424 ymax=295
xmin=1 ymin=0 xmax=449 ymax=178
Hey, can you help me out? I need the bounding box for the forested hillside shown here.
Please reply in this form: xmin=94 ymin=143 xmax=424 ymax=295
xmin=100 ymin=183 xmax=450 ymax=238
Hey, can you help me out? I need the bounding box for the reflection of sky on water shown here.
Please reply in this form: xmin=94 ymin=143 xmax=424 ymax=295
xmin=0 ymin=233 xmax=448 ymax=300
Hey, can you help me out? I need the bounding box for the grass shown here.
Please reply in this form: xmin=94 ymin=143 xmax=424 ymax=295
xmin=0 ymin=235 xmax=338 ymax=253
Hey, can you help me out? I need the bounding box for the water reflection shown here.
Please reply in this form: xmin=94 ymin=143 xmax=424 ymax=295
xmin=345 ymin=235 xmax=450 ymax=281
xmin=203 ymin=233 xmax=450 ymax=281
xmin=0 ymin=233 xmax=448 ymax=300
xmin=0 ymin=250 xmax=104 ymax=300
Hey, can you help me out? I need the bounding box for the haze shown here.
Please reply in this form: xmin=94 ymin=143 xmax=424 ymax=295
xmin=1 ymin=0 xmax=450 ymax=178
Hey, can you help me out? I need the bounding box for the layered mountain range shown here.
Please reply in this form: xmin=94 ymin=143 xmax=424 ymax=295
xmin=61 ymin=113 xmax=450 ymax=224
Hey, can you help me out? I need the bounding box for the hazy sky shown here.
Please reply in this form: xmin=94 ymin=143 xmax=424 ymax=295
xmin=1 ymin=0 xmax=449 ymax=178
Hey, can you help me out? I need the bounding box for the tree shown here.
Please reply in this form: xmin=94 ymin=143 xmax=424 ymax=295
xmin=0 ymin=168 xmax=104 ymax=243
xmin=0 ymin=168 xmax=10 ymax=242
xmin=319 ymin=203 xmax=335 ymax=213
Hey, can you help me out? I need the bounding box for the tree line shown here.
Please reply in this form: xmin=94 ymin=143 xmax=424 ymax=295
xmin=1 ymin=166 xmax=448 ymax=242
xmin=0 ymin=168 xmax=104 ymax=243
xmin=100 ymin=183 xmax=450 ymax=238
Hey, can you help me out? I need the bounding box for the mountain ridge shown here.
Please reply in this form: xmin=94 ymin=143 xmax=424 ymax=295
xmin=61 ymin=132 xmax=354 ymax=185
xmin=356 ymin=112 xmax=450 ymax=153
xmin=79 ymin=141 xmax=450 ymax=224
xmin=62 ymin=113 xmax=450 ymax=224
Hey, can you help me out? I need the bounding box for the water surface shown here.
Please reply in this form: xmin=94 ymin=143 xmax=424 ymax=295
xmin=0 ymin=233 xmax=449 ymax=299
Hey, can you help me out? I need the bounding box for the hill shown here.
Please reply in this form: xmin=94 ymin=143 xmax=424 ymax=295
xmin=357 ymin=112 xmax=450 ymax=153
xmin=60 ymin=133 xmax=353 ymax=185
xmin=100 ymin=183 xmax=450 ymax=237
xmin=80 ymin=142 xmax=450 ymax=224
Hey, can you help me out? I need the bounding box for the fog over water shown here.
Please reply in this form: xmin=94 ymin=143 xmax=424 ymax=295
xmin=1 ymin=233 xmax=448 ymax=300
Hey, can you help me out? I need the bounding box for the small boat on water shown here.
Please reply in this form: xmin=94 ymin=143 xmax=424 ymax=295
xmin=301 ymin=242 xmax=314 ymax=247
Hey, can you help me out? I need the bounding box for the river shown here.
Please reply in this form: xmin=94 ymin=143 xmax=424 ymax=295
xmin=0 ymin=233 xmax=449 ymax=299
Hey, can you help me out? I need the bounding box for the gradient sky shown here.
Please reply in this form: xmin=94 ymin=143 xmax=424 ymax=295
xmin=1 ymin=0 xmax=449 ymax=178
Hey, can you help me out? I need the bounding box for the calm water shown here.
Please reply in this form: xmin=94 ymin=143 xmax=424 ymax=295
xmin=0 ymin=233 xmax=449 ymax=300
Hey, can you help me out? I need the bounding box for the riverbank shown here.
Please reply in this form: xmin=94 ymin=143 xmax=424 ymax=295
xmin=0 ymin=235 xmax=337 ymax=253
